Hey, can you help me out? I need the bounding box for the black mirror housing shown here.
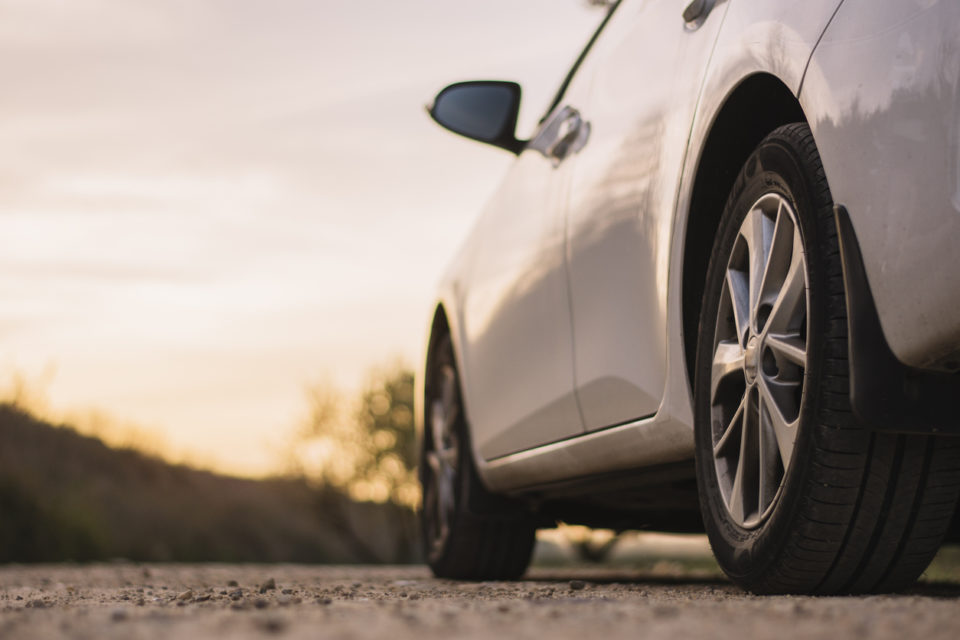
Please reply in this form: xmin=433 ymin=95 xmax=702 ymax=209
xmin=428 ymin=81 xmax=524 ymax=154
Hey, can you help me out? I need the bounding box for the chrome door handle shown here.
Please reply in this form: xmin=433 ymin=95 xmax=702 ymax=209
xmin=530 ymin=105 xmax=591 ymax=166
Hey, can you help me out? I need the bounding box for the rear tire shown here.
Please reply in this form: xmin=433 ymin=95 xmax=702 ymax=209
xmin=693 ymin=123 xmax=960 ymax=594
xmin=420 ymin=335 xmax=536 ymax=579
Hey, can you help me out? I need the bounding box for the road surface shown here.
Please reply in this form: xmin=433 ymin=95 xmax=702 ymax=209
xmin=1 ymin=564 xmax=958 ymax=639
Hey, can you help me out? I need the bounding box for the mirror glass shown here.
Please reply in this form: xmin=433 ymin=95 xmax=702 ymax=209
xmin=431 ymin=82 xmax=518 ymax=143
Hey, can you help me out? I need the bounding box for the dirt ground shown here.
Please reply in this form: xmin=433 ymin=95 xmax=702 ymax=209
xmin=1 ymin=561 xmax=959 ymax=640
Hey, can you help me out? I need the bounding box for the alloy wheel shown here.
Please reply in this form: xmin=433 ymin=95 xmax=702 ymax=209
xmin=709 ymin=193 xmax=809 ymax=528
xmin=423 ymin=364 xmax=461 ymax=558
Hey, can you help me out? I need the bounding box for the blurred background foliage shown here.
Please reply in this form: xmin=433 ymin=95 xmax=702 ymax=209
xmin=0 ymin=364 xmax=421 ymax=564
xmin=287 ymin=365 xmax=418 ymax=508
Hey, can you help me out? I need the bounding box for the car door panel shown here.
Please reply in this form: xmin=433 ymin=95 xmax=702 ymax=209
xmin=562 ymin=0 xmax=729 ymax=431
xmin=460 ymin=148 xmax=582 ymax=460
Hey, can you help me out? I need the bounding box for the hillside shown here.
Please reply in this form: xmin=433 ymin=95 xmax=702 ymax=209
xmin=0 ymin=404 xmax=419 ymax=563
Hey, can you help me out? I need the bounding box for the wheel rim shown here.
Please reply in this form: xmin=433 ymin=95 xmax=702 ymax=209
xmin=423 ymin=363 xmax=461 ymax=558
xmin=710 ymin=193 xmax=809 ymax=528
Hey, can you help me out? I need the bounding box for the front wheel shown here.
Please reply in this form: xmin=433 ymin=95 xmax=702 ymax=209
xmin=693 ymin=123 xmax=960 ymax=594
xmin=420 ymin=335 xmax=536 ymax=579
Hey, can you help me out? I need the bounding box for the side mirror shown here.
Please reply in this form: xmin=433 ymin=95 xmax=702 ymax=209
xmin=428 ymin=81 xmax=524 ymax=154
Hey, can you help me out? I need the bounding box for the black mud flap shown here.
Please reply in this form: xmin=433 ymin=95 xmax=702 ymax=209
xmin=835 ymin=205 xmax=960 ymax=435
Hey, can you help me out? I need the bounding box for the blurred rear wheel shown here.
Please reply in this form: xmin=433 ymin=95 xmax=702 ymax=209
xmin=420 ymin=335 xmax=536 ymax=579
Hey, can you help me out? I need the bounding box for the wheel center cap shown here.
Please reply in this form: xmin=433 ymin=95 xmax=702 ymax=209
xmin=744 ymin=335 xmax=760 ymax=383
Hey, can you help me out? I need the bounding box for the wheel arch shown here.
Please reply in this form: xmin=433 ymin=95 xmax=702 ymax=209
xmin=681 ymin=73 xmax=807 ymax=391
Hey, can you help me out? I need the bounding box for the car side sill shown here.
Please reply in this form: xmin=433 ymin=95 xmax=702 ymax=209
xmin=478 ymin=412 xmax=695 ymax=494
xmin=835 ymin=204 xmax=960 ymax=435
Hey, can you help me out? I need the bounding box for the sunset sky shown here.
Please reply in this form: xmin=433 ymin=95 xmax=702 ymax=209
xmin=0 ymin=1 xmax=606 ymax=475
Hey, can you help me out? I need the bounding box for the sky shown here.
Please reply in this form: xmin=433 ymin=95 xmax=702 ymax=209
xmin=0 ymin=0 xmax=607 ymax=475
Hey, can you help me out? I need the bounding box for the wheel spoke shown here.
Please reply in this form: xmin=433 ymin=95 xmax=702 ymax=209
xmin=439 ymin=367 xmax=459 ymax=431
xmin=765 ymin=230 xmax=806 ymax=335
xmin=714 ymin=394 xmax=746 ymax=456
xmin=758 ymin=393 xmax=782 ymax=509
xmin=725 ymin=268 xmax=750 ymax=344
xmin=745 ymin=206 xmax=772 ymax=326
xmin=728 ymin=396 xmax=756 ymax=524
xmin=766 ymin=333 xmax=807 ymax=368
xmin=430 ymin=400 xmax=447 ymax=453
xmin=711 ymin=340 xmax=745 ymax=401
xmin=758 ymin=377 xmax=797 ymax=469
xmin=728 ymin=448 xmax=747 ymax=524
xmin=756 ymin=202 xmax=795 ymax=330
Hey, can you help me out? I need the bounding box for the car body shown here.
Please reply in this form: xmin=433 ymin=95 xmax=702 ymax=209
xmin=418 ymin=0 xmax=960 ymax=593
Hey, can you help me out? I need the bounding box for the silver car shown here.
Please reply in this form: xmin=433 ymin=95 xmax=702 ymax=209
xmin=417 ymin=0 xmax=960 ymax=594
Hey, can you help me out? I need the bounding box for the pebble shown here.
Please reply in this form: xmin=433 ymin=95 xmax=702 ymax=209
xmin=110 ymin=608 xmax=129 ymax=622
xmin=260 ymin=578 xmax=277 ymax=594
xmin=177 ymin=590 xmax=194 ymax=601
xmin=227 ymin=580 xmax=239 ymax=587
xmin=569 ymin=580 xmax=587 ymax=591
xmin=254 ymin=598 xmax=269 ymax=609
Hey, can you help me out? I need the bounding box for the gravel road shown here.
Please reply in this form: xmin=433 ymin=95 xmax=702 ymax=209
xmin=1 ymin=563 xmax=959 ymax=640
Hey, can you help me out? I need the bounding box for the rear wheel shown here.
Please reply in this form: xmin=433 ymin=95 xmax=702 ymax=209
xmin=694 ymin=123 xmax=960 ymax=594
xmin=420 ymin=335 xmax=536 ymax=579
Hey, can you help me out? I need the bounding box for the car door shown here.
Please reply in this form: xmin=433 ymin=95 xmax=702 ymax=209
xmin=459 ymin=128 xmax=583 ymax=461
xmin=560 ymin=0 xmax=729 ymax=430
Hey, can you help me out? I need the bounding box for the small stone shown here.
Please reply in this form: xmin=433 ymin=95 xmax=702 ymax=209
xmin=569 ymin=580 xmax=586 ymax=591
xmin=254 ymin=598 xmax=269 ymax=609
xmin=136 ymin=598 xmax=145 ymax=607
xmin=497 ymin=603 xmax=510 ymax=613
xmin=408 ymin=593 xmax=421 ymax=601
xmin=227 ymin=580 xmax=239 ymax=587
xmin=316 ymin=598 xmax=332 ymax=605
xmin=230 ymin=601 xmax=250 ymax=611
xmin=259 ymin=578 xmax=276 ymax=594
xmin=281 ymin=588 xmax=294 ymax=595
xmin=27 ymin=599 xmax=47 ymax=609
xmin=110 ymin=608 xmax=129 ymax=622
xmin=176 ymin=590 xmax=194 ymax=601
xmin=230 ymin=590 xmax=244 ymax=600
xmin=195 ymin=594 xmax=212 ymax=602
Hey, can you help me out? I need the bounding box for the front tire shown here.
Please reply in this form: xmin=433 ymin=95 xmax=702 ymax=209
xmin=420 ymin=335 xmax=536 ymax=579
xmin=693 ymin=123 xmax=960 ymax=594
